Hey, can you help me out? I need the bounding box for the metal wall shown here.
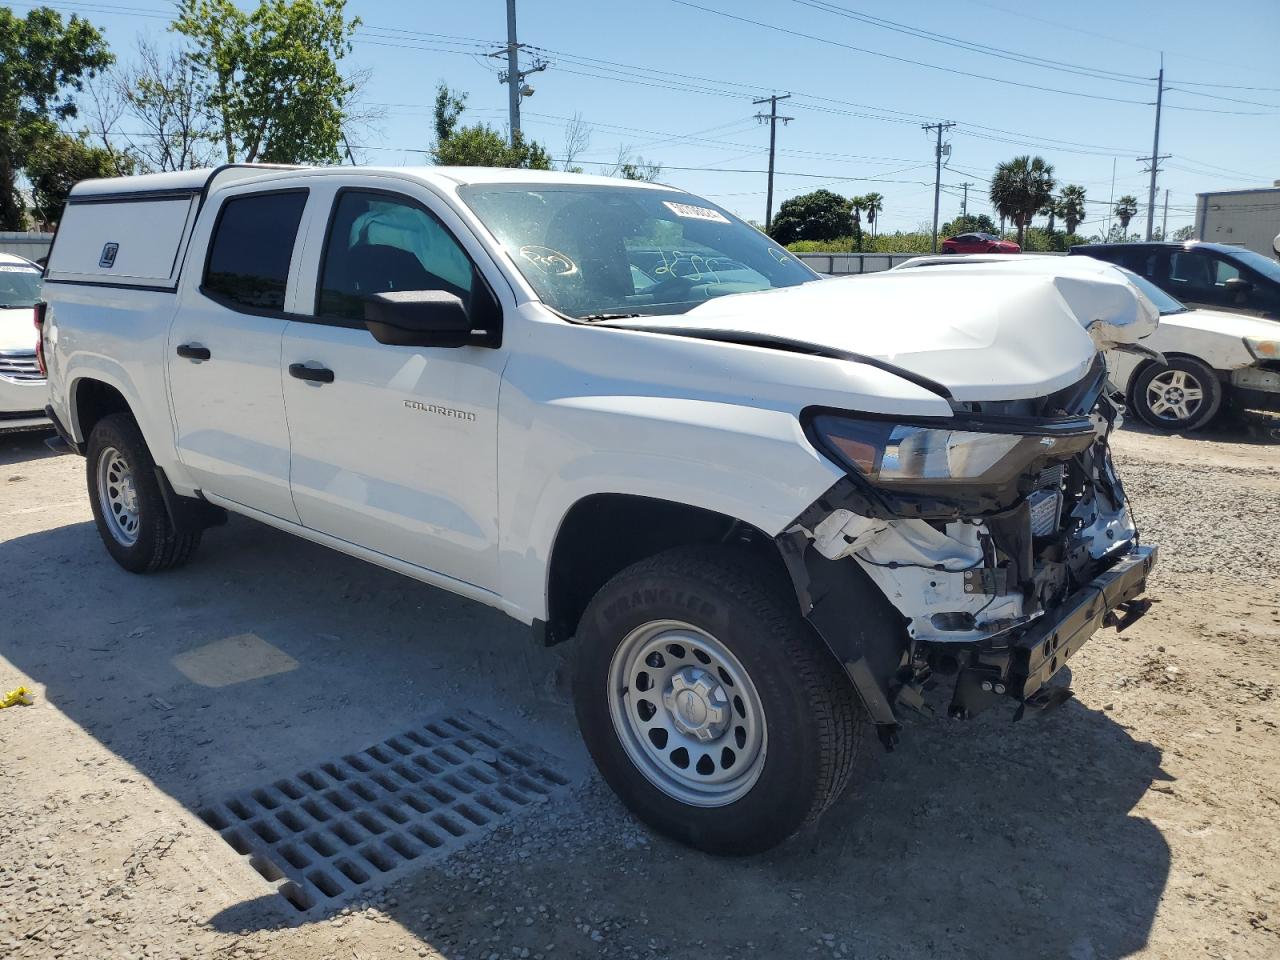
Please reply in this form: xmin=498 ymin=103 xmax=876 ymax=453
xmin=795 ymin=252 xmax=918 ymax=275
xmin=0 ymin=232 xmax=53 ymax=263
xmin=1194 ymin=188 xmax=1280 ymax=258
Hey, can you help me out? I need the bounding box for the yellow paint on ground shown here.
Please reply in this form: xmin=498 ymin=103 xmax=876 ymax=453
xmin=172 ymin=633 xmax=299 ymax=688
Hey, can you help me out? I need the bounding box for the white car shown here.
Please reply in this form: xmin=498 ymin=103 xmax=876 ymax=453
xmin=40 ymin=165 xmax=1158 ymax=854
xmin=1102 ymin=272 xmax=1279 ymax=431
xmin=894 ymin=253 xmax=1280 ymax=431
xmin=0 ymin=252 xmax=50 ymax=432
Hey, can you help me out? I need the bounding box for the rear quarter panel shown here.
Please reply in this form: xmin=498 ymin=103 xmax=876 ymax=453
xmin=44 ymin=283 xmax=189 ymax=489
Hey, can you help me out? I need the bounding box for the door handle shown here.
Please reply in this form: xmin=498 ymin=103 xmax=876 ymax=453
xmin=176 ymin=344 xmax=211 ymax=361
xmin=289 ymin=362 xmax=334 ymax=384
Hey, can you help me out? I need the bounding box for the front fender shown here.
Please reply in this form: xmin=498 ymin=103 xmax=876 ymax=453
xmin=497 ymin=394 xmax=844 ymax=621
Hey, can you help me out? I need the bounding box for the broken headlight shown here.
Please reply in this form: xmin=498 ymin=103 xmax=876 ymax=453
xmin=810 ymin=415 xmax=1091 ymax=487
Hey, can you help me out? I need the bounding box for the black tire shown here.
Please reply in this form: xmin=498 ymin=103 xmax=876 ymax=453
xmin=86 ymin=413 xmax=202 ymax=573
xmin=1131 ymin=356 xmax=1222 ymax=431
xmin=572 ymin=545 xmax=863 ymax=855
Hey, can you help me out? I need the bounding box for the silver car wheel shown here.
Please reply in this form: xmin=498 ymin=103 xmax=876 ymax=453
xmin=607 ymin=620 xmax=767 ymax=807
xmin=1146 ymin=368 xmax=1205 ymax=423
xmin=97 ymin=445 xmax=141 ymax=546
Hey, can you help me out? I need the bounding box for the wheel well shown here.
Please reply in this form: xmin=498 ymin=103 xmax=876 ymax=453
xmin=72 ymin=379 xmax=131 ymax=441
xmin=542 ymin=494 xmax=785 ymax=645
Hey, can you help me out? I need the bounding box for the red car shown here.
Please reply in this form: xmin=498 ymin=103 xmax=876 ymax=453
xmin=941 ymin=232 xmax=1020 ymax=254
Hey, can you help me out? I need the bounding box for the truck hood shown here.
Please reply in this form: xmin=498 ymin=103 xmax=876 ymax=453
xmin=0 ymin=306 xmax=38 ymax=353
xmin=622 ymin=260 xmax=1160 ymax=402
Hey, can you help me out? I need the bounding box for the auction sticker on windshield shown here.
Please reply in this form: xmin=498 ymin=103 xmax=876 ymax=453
xmin=663 ymin=201 xmax=730 ymax=224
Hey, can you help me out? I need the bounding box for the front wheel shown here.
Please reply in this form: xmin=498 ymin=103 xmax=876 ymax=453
xmin=573 ymin=546 xmax=863 ymax=855
xmin=1131 ymin=357 xmax=1222 ymax=431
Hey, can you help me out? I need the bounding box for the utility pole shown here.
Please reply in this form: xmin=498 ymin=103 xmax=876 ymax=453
xmin=960 ymin=181 xmax=973 ymax=217
xmin=491 ymin=0 xmax=547 ymax=147
xmin=1106 ymin=157 xmax=1116 ymax=238
xmin=753 ymin=93 xmax=792 ymax=232
xmin=922 ymin=121 xmax=955 ymax=253
xmin=1142 ymin=56 xmax=1165 ymax=241
xmin=1161 ymin=188 xmax=1169 ymax=240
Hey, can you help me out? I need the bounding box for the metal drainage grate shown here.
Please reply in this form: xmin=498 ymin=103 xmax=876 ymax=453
xmin=197 ymin=711 xmax=570 ymax=915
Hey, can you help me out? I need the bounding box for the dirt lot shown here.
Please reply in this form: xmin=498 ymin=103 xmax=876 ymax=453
xmin=1 ymin=420 xmax=1277 ymax=960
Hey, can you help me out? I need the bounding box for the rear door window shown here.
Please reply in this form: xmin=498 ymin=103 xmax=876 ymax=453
xmin=202 ymin=191 xmax=308 ymax=312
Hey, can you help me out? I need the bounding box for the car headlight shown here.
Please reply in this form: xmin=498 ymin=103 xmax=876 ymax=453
xmin=810 ymin=415 xmax=1092 ymax=486
xmin=1244 ymin=337 xmax=1279 ymax=360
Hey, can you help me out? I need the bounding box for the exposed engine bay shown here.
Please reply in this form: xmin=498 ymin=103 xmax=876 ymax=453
xmin=778 ymin=360 xmax=1156 ymax=739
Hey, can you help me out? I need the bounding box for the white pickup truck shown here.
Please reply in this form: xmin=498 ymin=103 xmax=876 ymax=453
xmin=40 ymin=164 xmax=1159 ymax=854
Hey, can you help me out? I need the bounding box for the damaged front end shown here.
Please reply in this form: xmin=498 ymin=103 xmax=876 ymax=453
xmin=778 ymin=356 xmax=1157 ymax=744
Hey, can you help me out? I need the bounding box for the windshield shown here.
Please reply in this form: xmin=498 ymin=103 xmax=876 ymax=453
xmin=0 ymin=263 xmax=42 ymax=308
xmin=457 ymin=184 xmax=818 ymax=319
xmin=1118 ymin=267 xmax=1186 ymax=315
xmin=1227 ymin=246 xmax=1280 ymax=284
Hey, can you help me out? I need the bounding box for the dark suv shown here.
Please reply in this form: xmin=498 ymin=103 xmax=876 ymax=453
xmin=1069 ymin=241 xmax=1280 ymax=320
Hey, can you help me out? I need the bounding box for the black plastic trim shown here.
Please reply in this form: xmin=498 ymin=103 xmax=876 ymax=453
xmin=154 ymin=466 xmax=227 ymax=533
xmin=44 ymin=404 xmax=83 ymax=456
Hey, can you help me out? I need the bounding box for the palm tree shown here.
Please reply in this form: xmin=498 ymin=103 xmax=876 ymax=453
xmin=1039 ymin=198 xmax=1058 ymax=234
xmin=1115 ymin=195 xmax=1139 ymax=233
xmin=849 ymin=195 xmax=865 ymax=251
xmin=861 ymin=192 xmax=883 ymax=237
xmin=1058 ymin=184 xmax=1087 ymax=236
xmin=989 ymin=155 xmax=1056 ymax=247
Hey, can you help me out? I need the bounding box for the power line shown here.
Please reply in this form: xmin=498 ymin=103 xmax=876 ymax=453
xmin=788 ymin=0 xmax=1152 ymax=85
xmin=667 ymin=0 xmax=1156 ymax=106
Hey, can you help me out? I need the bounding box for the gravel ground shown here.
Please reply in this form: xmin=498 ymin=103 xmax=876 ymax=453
xmin=1 ymin=418 xmax=1277 ymax=960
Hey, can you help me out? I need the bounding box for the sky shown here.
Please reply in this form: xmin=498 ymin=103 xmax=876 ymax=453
xmin=20 ymin=0 xmax=1280 ymax=235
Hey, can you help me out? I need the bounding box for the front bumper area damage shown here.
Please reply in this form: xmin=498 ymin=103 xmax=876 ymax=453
xmin=777 ymin=391 xmax=1157 ymax=743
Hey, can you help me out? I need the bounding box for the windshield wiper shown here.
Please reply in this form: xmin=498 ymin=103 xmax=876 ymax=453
xmin=579 ymin=312 xmax=644 ymax=322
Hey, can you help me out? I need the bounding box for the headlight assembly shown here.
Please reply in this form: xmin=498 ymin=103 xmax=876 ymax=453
xmin=1244 ymin=337 xmax=1279 ymax=361
xmin=810 ymin=414 xmax=1093 ymax=487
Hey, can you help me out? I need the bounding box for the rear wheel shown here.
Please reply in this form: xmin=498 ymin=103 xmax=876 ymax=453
xmin=572 ymin=546 xmax=863 ymax=855
xmin=1132 ymin=357 xmax=1222 ymax=431
xmin=86 ymin=414 xmax=202 ymax=573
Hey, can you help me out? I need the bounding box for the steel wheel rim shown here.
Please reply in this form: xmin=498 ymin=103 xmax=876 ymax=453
xmin=1146 ymin=369 xmax=1205 ymax=423
xmin=97 ymin=445 xmax=141 ymax=546
xmin=607 ymin=620 xmax=767 ymax=807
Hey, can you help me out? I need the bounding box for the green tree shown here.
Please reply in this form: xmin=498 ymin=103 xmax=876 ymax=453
xmin=0 ymin=6 xmax=112 ymax=228
xmin=1058 ymin=184 xmax=1087 ymax=236
xmin=1171 ymin=224 xmax=1195 ymax=241
xmin=941 ymin=213 xmax=998 ymax=236
xmin=430 ymin=84 xmax=550 ymax=169
xmin=25 ymin=130 xmax=123 ymax=225
xmin=769 ymin=189 xmax=852 ymax=245
xmin=612 ymin=146 xmax=662 ymax=182
xmin=861 ymin=192 xmax=883 ymax=237
xmin=989 ymin=155 xmax=1056 ymax=247
xmin=174 ymin=0 xmax=359 ymax=165
xmin=849 ymin=195 xmax=866 ymax=250
xmin=1040 ymin=198 xmax=1058 ymax=234
xmin=1115 ymin=195 xmax=1139 ymax=233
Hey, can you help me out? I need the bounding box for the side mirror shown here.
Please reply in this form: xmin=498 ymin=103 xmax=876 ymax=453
xmin=1223 ymin=276 xmax=1253 ymax=298
xmin=364 ymin=290 xmax=473 ymax=348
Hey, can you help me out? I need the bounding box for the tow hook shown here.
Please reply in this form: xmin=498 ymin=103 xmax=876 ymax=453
xmin=1103 ymin=597 xmax=1152 ymax=632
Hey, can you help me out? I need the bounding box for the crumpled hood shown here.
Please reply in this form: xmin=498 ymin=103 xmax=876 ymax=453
xmin=0 ymin=306 xmax=38 ymax=353
xmin=629 ymin=259 xmax=1159 ymax=402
